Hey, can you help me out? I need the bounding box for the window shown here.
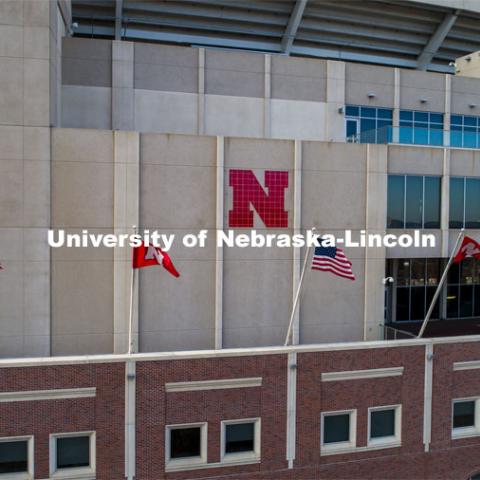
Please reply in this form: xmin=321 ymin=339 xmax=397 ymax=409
xmin=368 ymin=405 xmax=401 ymax=447
xmin=49 ymin=432 xmax=95 ymax=478
xmin=345 ymin=105 xmax=393 ymax=144
xmin=451 ymin=114 xmax=480 ymax=148
xmin=447 ymin=258 xmax=480 ymax=319
xmin=0 ymin=437 xmax=33 ymax=479
xmin=450 ymin=177 xmax=480 ymax=229
xmin=221 ymin=419 xmax=260 ymax=463
xmin=165 ymin=423 xmax=207 ymax=470
xmin=321 ymin=410 xmax=356 ymax=454
xmin=387 ymin=175 xmax=441 ymax=229
xmin=452 ymin=398 xmax=480 ymax=439
xmin=387 ymin=258 xmax=441 ymax=322
xmin=399 ymin=110 xmax=443 ymax=146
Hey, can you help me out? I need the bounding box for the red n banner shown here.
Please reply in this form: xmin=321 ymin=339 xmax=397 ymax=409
xmin=228 ymin=169 xmax=289 ymax=228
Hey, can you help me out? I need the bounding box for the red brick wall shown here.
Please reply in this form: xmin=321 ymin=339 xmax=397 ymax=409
xmin=135 ymin=355 xmax=288 ymax=480
xmin=0 ymin=363 xmax=125 ymax=479
xmin=2 ymin=342 xmax=480 ymax=479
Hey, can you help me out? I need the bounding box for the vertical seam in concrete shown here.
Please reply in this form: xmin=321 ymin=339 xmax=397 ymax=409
xmin=393 ymin=68 xmax=400 ymax=143
xmin=444 ymin=74 xmax=451 ymax=147
xmin=198 ymin=48 xmax=205 ymax=135
xmin=292 ymin=141 xmax=302 ymax=345
xmin=264 ymin=54 xmax=271 ymax=138
xmin=125 ymin=359 xmax=136 ymax=479
xmin=363 ymin=145 xmax=371 ymax=341
xmin=215 ymin=136 xmax=224 ymax=349
xmin=286 ymin=352 xmax=297 ymax=468
xmin=423 ymin=342 xmax=433 ymax=452
xmin=441 ymin=148 xmax=450 ymax=259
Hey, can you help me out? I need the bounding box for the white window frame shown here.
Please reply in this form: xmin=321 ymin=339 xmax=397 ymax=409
xmin=452 ymin=397 xmax=480 ymax=439
xmin=321 ymin=409 xmax=357 ymax=455
xmin=367 ymin=405 xmax=402 ymax=447
xmin=49 ymin=431 xmax=96 ymax=479
xmin=165 ymin=422 xmax=207 ymax=471
xmin=220 ymin=418 xmax=261 ymax=465
xmin=0 ymin=436 xmax=34 ymax=480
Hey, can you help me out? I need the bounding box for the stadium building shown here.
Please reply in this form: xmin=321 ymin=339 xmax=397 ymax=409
xmin=2 ymin=0 xmax=480 ymax=478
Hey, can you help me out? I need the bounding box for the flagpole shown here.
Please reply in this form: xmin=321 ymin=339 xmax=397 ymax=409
xmin=417 ymin=228 xmax=464 ymax=339
xmin=284 ymin=227 xmax=316 ymax=346
xmin=128 ymin=225 xmax=137 ymax=354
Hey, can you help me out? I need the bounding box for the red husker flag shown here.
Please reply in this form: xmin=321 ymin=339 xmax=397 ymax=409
xmin=453 ymin=235 xmax=480 ymax=263
xmin=132 ymin=243 xmax=180 ymax=278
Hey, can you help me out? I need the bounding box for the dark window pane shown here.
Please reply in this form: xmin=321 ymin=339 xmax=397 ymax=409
xmin=397 ymin=260 xmax=410 ymax=286
xmin=426 ymin=259 xmax=440 ymax=286
xmin=460 ymin=285 xmax=474 ymax=317
xmin=346 ymin=119 xmax=358 ymax=138
xmin=360 ymin=119 xmax=376 ymax=143
xmin=453 ymin=401 xmax=475 ymax=428
xmin=474 ymin=285 xmax=480 ymax=316
xmin=400 ymin=110 xmax=413 ymax=121
xmin=426 ymin=286 xmax=440 ymax=319
xmin=377 ymin=108 xmax=393 ymax=119
xmin=424 ymin=177 xmax=441 ymax=228
xmin=451 ymin=115 xmax=463 ymax=125
xmin=170 ymin=427 xmax=201 ymax=459
xmin=0 ymin=441 xmax=28 ymax=474
xmin=461 ymin=257 xmax=475 ymax=284
xmin=225 ymin=423 xmax=255 ymax=454
xmin=345 ymin=106 xmax=359 ymax=116
xmin=387 ymin=176 xmax=405 ymax=228
xmin=414 ymin=111 xmax=428 ymax=122
xmin=430 ymin=113 xmax=443 ymax=124
xmin=411 ymin=259 xmax=426 ymax=286
xmin=411 ymin=287 xmax=426 ymax=320
xmin=370 ymin=409 xmax=395 ymax=438
xmin=396 ymin=287 xmax=410 ymax=321
xmin=57 ymin=436 xmax=90 ymax=469
xmin=464 ymin=115 xmax=477 ymax=126
xmin=449 ymin=178 xmax=464 ymax=228
xmin=465 ymin=178 xmax=480 ymax=228
xmin=360 ymin=107 xmax=376 ymax=117
xmin=447 ymin=285 xmax=460 ymax=318
xmin=405 ymin=176 xmax=423 ymax=228
xmin=448 ymin=261 xmax=460 ymax=284
xmin=323 ymin=414 xmax=350 ymax=444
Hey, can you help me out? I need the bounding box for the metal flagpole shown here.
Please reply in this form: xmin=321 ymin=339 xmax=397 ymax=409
xmin=284 ymin=227 xmax=316 ymax=346
xmin=128 ymin=225 xmax=137 ymax=354
xmin=417 ymin=228 xmax=464 ymax=339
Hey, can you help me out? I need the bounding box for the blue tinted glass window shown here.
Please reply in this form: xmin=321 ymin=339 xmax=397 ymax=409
xmin=377 ymin=108 xmax=393 ymax=119
xmin=405 ymin=176 xmax=423 ymax=228
xmin=414 ymin=111 xmax=428 ymax=122
xmin=464 ymin=116 xmax=477 ymax=126
xmin=465 ymin=178 xmax=480 ymax=229
xmin=430 ymin=113 xmax=443 ymax=124
xmin=387 ymin=176 xmax=404 ymax=228
xmin=449 ymin=177 xmax=464 ymax=228
xmin=345 ymin=106 xmax=359 ymax=116
xmin=424 ymin=177 xmax=440 ymax=228
xmin=451 ymin=115 xmax=463 ymax=125
xmin=400 ymin=110 xmax=413 ymax=121
xmin=360 ymin=107 xmax=376 ymax=117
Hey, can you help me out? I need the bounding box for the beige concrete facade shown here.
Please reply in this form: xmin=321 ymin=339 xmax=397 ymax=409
xmin=5 ymin=22 xmax=480 ymax=356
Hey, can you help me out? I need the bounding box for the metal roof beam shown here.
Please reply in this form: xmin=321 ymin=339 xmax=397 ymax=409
xmin=416 ymin=9 xmax=459 ymax=70
xmin=115 ymin=0 xmax=123 ymax=40
xmin=281 ymin=0 xmax=308 ymax=54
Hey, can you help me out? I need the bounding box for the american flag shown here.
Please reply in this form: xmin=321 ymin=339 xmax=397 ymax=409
xmin=311 ymin=244 xmax=355 ymax=281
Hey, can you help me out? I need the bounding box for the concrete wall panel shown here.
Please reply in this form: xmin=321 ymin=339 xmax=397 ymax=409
xmin=388 ymin=145 xmax=443 ymax=175
xmin=400 ymin=70 xmax=445 ymax=112
xmin=346 ymin=63 xmax=394 ymax=107
xmin=270 ymin=99 xmax=326 ymax=140
xmin=451 ymin=76 xmax=480 ymax=115
xmin=135 ymin=90 xmax=198 ymax=134
xmin=61 ymin=85 xmax=112 ymax=129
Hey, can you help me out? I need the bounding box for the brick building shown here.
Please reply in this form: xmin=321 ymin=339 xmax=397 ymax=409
xmin=1 ymin=336 xmax=480 ymax=479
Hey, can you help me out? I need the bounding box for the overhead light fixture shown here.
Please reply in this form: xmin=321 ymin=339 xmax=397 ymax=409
xmin=367 ymin=92 xmax=376 ymax=98
xmin=469 ymin=103 xmax=477 ymax=109
xmin=420 ymin=97 xmax=428 ymax=104
xmin=338 ymin=106 xmax=344 ymax=114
